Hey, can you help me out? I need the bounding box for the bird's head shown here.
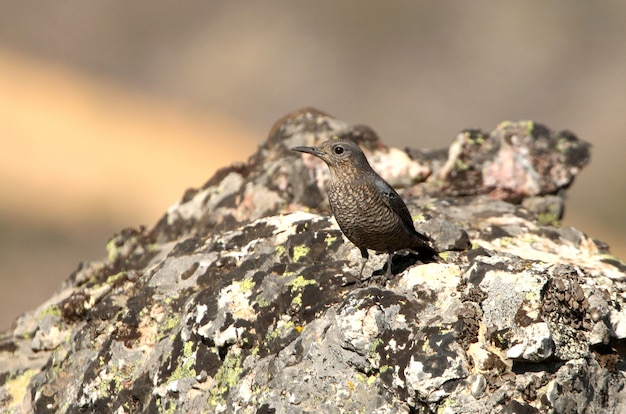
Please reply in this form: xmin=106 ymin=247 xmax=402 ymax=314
xmin=291 ymin=140 xmax=371 ymax=175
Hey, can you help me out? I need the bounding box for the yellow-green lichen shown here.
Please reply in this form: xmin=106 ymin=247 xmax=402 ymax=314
xmin=208 ymin=351 xmax=244 ymax=408
xmin=286 ymin=275 xmax=316 ymax=291
xmin=4 ymin=369 xmax=37 ymax=410
xmin=265 ymin=320 xmax=295 ymax=341
xmin=523 ymin=120 xmax=535 ymax=136
xmin=411 ymin=213 xmax=426 ymax=222
xmin=355 ymin=372 xmax=367 ymax=383
xmin=238 ymin=278 xmax=256 ymax=292
xmin=292 ymin=245 xmax=310 ymax=263
xmin=437 ymin=397 xmax=457 ymax=413
xmin=454 ymin=159 xmax=470 ymax=171
xmin=498 ymin=237 xmax=514 ymax=247
xmin=157 ymin=315 xmax=181 ymax=342
xmin=496 ymin=120 xmax=512 ymax=130
xmin=105 ymin=272 xmax=125 ymax=285
xmin=164 ymin=295 xmax=179 ymax=305
xmin=105 ymin=236 xmax=135 ymax=262
xmin=255 ymin=296 xmax=270 ymax=308
xmin=275 ymin=245 xmax=286 ymax=257
xmin=170 ymin=341 xmax=197 ymax=382
xmin=370 ymin=338 xmax=384 ymax=360
xmin=291 ymin=292 xmax=303 ymax=307
xmin=38 ymin=304 xmax=61 ymax=320
xmin=537 ymin=212 xmax=561 ymax=227
xmin=156 ymin=397 xmax=177 ymax=414
xmin=600 ymin=254 xmax=626 ymax=266
xmin=324 ymin=233 xmax=338 ymax=247
xmin=472 ymin=134 xmax=486 ymax=145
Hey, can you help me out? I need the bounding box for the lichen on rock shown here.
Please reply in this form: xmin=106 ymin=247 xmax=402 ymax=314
xmin=0 ymin=108 xmax=624 ymax=413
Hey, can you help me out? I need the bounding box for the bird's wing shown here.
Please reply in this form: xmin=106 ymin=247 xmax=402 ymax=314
xmin=373 ymin=178 xmax=427 ymax=238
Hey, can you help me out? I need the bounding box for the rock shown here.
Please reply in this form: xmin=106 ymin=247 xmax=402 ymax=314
xmin=506 ymin=322 xmax=554 ymax=362
xmin=469 ymin=373 xmax=487 ymax=398
xmin=438 ymin=121 xmax=591 ymax=206
xmin=589 ymin=321 xmax=611 ymax=346
xmin=0 ymin=109 xmax=624 ymax=413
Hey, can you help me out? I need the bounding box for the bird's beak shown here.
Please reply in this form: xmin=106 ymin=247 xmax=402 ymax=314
xmin=291 ymin=146 xmax=325 ymax=157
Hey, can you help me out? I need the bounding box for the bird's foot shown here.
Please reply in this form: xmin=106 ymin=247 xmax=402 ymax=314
xmin=357 ymin=269 xmax=393 ymax=287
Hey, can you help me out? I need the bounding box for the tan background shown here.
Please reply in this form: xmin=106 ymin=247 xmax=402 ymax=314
xmin=1 ymin=1 xmax=625 ymax=331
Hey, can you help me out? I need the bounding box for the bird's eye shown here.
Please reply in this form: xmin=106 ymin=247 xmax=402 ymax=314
xmin=334 ymin=146 xmax=344 ymax=155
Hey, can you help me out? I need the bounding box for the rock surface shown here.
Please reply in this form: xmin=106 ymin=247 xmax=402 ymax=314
xmin=1 ymin=108 xmax=624 ymax=413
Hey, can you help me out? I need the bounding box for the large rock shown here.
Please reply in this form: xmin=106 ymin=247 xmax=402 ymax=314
xmin=1 ymin=108 xmax=624 ymax=413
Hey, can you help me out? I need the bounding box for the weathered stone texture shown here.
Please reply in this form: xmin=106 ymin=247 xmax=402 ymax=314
xmin=1 ymin=109 xmax=623 ymax=414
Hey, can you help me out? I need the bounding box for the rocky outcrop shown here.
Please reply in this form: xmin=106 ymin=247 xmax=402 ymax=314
xmin=1 ymin=109 xmax=624 ymax=413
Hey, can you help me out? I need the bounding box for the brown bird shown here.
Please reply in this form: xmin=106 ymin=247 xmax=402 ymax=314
xmin=292 ymin=139 xmax=439 ymax=278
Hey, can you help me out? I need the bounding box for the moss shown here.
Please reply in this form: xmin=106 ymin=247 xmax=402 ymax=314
xmin=292 ymin=245 xmax=310 ymax=263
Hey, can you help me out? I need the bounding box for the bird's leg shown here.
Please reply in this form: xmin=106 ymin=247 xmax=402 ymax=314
xmin=385 ymin=252 xmax=394 ymax=278
xmin=358 ymin=248 xmax=369 ymax=278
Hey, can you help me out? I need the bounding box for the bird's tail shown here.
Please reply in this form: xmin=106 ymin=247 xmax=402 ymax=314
xmin=411 ymin=242 xmax=444 ymax=264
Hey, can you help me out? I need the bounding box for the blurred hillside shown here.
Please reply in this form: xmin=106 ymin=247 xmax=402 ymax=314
xmin=1 ymin=1 xmax=625 ymax=331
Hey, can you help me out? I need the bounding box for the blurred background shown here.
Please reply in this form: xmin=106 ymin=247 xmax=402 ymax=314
xmin=1 ymin=1 xmax=625 ymax=331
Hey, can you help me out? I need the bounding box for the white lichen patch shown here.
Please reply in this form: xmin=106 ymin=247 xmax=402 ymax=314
xmin=401 ymin=263 xmax=462 ymax=291
xmin=338 ymin=304 xmax=382 ymax=352
xmin=217 ymin=280 xmax=257 ymax=321
xmin=167 ymin=171 xmax=243 ymax=224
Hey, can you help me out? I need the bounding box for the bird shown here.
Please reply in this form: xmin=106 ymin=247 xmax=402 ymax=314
xmin=292 ymin=139 xmax=440 ymax=279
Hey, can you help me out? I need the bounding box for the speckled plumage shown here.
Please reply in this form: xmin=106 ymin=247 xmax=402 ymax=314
xmin=292 ymin=139 xmax=439 ymax=276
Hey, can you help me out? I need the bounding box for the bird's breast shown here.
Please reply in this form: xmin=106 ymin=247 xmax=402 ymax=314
xmin=327 ymin=180 xmax=415 ymax=252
